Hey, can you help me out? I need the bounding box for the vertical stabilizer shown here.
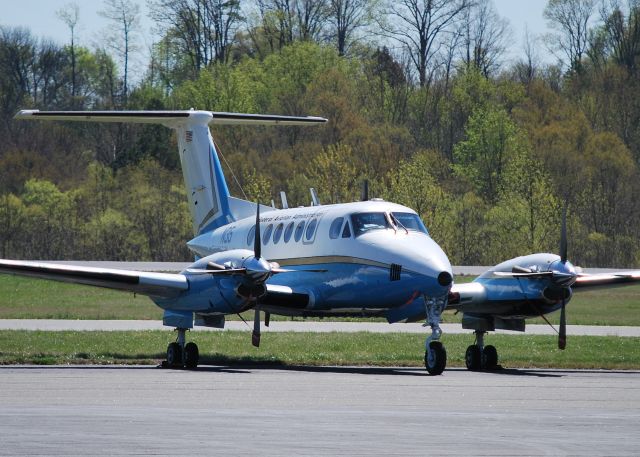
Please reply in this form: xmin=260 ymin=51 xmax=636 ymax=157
xmin=175 ymin=112 xmax=231 ymax=235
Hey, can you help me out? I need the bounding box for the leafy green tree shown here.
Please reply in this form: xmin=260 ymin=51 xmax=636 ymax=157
xmin=445 ymin=192 xmax=487 ymax=264
xmin=453 ymin=106 xmax=520 ymax=203
xmin=579 ymin=131 xmax=637 ymax=238
xmin=241 ymin=167 xmax=273 ymax=205
xmin=0 ymin=193 xmax=26 ymax=258
xmin=171 ymin=60 xmax=264 ymax=113
xmin=84 ymin=208 xmax=149 ymax=260
xmin=21 ymin=179 xmax=76 ymax=259
xmin=117 ymin=159 xmax=191 ymax=260
xmin=306 ymin=143 xmax=359 ymax=204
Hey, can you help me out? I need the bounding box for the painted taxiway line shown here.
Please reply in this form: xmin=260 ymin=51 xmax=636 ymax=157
xmin=1 ymin=319 xmax=639 ymax=336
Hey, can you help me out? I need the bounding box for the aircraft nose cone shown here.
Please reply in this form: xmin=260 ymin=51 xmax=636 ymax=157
xmin=438 ymin=271 xmax=452 ymax=287
xmin=404 ymin=236 xmax=453 ymax=294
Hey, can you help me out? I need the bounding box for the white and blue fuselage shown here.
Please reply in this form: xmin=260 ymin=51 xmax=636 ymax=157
xmin=156 ymin=200 xmax=453 ymax=321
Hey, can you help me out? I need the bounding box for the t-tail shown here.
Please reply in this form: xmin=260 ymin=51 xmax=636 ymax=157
xmin=15 ymin=110 xmax=327 ymax=235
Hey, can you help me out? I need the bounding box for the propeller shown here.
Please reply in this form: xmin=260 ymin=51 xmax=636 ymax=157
xmin=254 ymin=203 xmax=261 ymax=260
xmin=252 ymin=308 xmax=261 ymax=347
xmin=558 ymin=298 xmax=567 ymax=350
xmin=251 ymin=202 xmax=263 ymax=347
xmin=187 ymin=202 xmax=325 ymax=347
xmin=558 ymin=204 xmax=568 ymax=350
xmin=508 ymin=205 xmax=571 ymax=350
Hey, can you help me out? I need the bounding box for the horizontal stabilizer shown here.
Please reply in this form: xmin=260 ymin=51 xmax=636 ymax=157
xmin=15 ymin=110 xmax=327 ymax=127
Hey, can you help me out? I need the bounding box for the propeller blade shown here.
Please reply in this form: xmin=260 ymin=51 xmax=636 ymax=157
xmin=252 ymin=308 xmax=261 ymax=347
xmin=265 ymin=311 xmax=271 ymax=327
xmin=560 ymin=205 xmax=568 ymax=263
xmin=254 ymin=202 xmax=261 ymax=260
xmin=558 ymin=300 xmax=567 ymax=350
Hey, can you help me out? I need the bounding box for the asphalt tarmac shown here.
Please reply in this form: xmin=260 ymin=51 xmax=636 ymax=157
xmin=0 ymin=365 xmax=638 ymax=456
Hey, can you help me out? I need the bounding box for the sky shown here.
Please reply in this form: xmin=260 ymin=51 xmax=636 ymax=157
xmin=0 ymin=0 xmax=555 ymax=69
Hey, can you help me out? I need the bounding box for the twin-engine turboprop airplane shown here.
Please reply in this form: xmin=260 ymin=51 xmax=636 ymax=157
xmin=1 ymin=109 xmax=639 ymax=375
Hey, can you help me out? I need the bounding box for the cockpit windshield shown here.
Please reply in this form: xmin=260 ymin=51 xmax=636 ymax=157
xmin=392 ymin=212 xmax=429 ymax=235
xmin=350 ymin=212 xmax=391 ymax=236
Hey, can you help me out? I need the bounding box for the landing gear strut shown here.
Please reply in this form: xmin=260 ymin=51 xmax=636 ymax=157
xmin=465 ymin=330 xmax=498 ymax=371
xmin=165 ymin=328 xmax=199 ymax=369
xmin=424 ymin=295 xmax=448 ymax=375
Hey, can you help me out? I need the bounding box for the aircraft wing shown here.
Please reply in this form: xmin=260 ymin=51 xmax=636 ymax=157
xmin=0 ymin=259 xmax=188 ymax=298
xmin=572 ymin=270 xmax=640 ymax=291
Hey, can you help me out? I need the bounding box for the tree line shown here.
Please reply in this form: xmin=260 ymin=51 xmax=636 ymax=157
xmin=1 ymin=0 xmax=640 ymax=267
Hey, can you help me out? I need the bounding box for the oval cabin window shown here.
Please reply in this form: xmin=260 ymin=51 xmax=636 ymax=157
xmin=294 ymin=221 xmax=305 ymax=242
xmin=273 ymin=223 xmax=284 ymax=244
xmin=263 ymin=224 xmax=273 ymax=245
xmin=306 ymin=218 xmax=318 ymax=241
xmin=284 ymin=222 xmax=294 ymax=242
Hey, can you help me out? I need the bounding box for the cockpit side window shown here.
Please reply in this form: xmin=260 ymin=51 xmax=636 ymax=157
xmin=329 ymin=217 xmax=344 ymax=239
xmin=350 ymin=212 xmax=391 ymax=237
xmin=392 ymin=212 xmax=429 ymax=235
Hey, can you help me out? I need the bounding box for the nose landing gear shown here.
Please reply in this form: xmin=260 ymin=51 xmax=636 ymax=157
xmin=424 ymin=295 xmax=448 ymax=375
xmin=164 ymin=328 xmax=199 ymax=369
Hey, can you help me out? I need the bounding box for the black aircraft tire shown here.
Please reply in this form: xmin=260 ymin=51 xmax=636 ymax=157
xmin=166 ymin=342 xmax=182 ymax=367
xmin=425 ymin=341 xmax=447 ymax=376
xmin=184 ymin=342 xmax=199 ymax=369
xmin=482 ymin=345 xmax=498 ymax=370
xmin=465 ymin=345 xmax=482 ymax=371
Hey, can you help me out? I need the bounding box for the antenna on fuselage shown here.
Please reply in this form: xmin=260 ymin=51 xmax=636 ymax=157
xmin=280 ymin=191 xmax=289 ymax=209
xmin=361 ymin=179 xmax=369 ymax=201
xmin=310 ymin=188 xmax=320 ymax=206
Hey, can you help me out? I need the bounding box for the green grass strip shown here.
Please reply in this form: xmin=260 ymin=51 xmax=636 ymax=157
xmin=1 ymin=330 xmax=638 ymax=370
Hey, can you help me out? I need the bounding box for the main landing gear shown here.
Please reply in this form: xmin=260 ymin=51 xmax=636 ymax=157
xmin=164 ymin=328 xmax=199 ymax=369
xmin=465 ymin=330 xmax=498 ymax=371
xmin=424 ymin=295 xmax=448 ymax=375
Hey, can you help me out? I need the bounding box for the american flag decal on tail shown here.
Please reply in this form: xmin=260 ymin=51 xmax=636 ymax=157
xmin=186 ymin=130 xmax=193 ymax=142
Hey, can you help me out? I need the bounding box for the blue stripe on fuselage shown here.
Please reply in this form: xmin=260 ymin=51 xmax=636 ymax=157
xmin=266 ymin=262 xmax=445 ymax=310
